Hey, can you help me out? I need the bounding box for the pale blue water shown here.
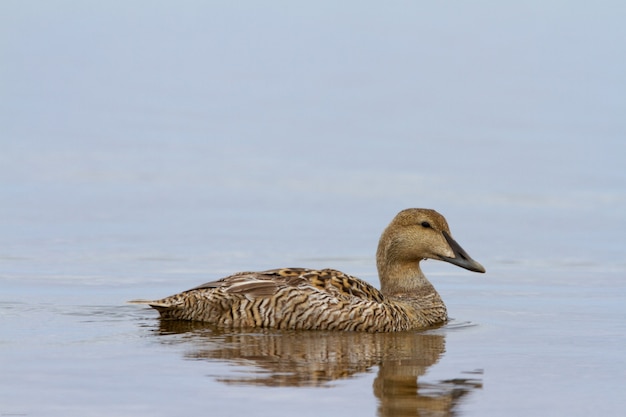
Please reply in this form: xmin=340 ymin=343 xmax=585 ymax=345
xmin=1 ymin=2 xmax=625 ymax=416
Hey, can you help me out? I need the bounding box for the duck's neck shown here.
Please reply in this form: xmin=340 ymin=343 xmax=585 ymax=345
xmin=378 ymin=261 xmax=438 ymax=299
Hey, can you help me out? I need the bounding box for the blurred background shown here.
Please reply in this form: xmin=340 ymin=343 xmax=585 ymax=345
xmin=2 ymin=1 xmax=624 ymax=287
xmin=1 ymin=2 xmax=625 ymax=415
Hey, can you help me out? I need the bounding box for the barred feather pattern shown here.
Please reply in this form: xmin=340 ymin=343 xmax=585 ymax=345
xmin=147 ymin=268 xmax=447 ymax=332
xmin=135 ymin=208 xmax=485 ymax=332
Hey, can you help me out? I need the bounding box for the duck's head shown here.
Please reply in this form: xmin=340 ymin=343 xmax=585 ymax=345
xmin=377 ymin=208 xmax=486 ymax=278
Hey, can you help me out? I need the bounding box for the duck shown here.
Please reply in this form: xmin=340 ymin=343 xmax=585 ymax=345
xmin=132 ymin=208 xmax=485 ymax=332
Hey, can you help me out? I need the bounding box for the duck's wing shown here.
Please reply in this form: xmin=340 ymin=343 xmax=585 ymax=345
xmin=188 ymin=268 xmax=385 ymax=302
xmin=188 ymin=270 xmax=291 ymax=297
xmin=298 ymin=268 xmax=385 ymax=303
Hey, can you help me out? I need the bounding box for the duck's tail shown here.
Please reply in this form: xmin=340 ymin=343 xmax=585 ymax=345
xmin=128 ymin=299 xmax=182 ymax=315
xmin=127 ymin=299 xmax=156 ymax=305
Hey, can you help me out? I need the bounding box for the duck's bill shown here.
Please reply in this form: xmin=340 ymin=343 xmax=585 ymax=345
xmin=440 ymin=231 xmax=486 ymax=273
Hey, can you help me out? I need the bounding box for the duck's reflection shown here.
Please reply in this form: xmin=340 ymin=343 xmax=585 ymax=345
xmin=155 ymin=320 xmax=481 ymax=417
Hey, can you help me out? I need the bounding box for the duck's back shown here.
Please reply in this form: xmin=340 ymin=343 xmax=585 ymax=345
xmin=144 ymin=268 xmax=424 ymax=332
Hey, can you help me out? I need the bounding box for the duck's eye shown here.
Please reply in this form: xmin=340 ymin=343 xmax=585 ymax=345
xmin=420 ymin=221 xmax=431 ymax=228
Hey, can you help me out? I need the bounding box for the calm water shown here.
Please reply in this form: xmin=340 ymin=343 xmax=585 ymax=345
xmin=2 ymin=2 xmax=625 ymax=416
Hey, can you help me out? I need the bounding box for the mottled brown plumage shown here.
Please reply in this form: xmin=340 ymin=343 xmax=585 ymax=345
xmin=132 ymin=208 xmax=485 ymax=332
